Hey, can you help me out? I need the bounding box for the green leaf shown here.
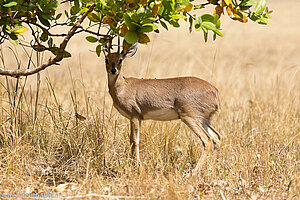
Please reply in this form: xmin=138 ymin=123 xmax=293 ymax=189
xmin=96 ymin=44 xmax=101 ymax=57
xmin=38 ymin=15 xmax=51 ymax=27
xmin=141 ymin=17 xmax=156 ymax=24
xmin=40 ymin=32 xmax=48 ymax=42
xmin=216 ymin=18 xmax=221 ymax=28
xmin=240 ymin=0 xmax=256 ymax=7
xmin=41 ymin=13 xmax=52 ymax=20
xmin=56 ymin=13 xmax=62 ymax=20
xmin=48 ymin=38 xmax=53 ymax=48
xmin=170 ymin=14 xmax=187 ymax=20
xmin=239 ymin=0 xmax=256 ymax=10
xmin=124 ymin=31 xmax=139 ymax=44
xmin=162 ymin=1 xmax=175 ymax=12
xmin=195 ymin=14 xmax=223 ymax=40
xmin=203 ymin=31 xmax=208 ymax=42
xmin=37 ymin=3 xmax=43 ymax=11
xmin=254 ymin=0 xmax=266 ymax=14
xmin=65 ymin=10 xmax=69 ymax=18
xmin=88 ymin=13 xmax=101 ymax=22
xmin=140 ymin=23 xmax=158 ymax=32
xmin=201 ymin=22 xmax=216 ymax=31
xmin=131 ymin=14 xmax=140 ymax=23
xmin=99 ymin=38 xmax=108 ymax=44
xmin=32 ymin=44 xmax=47 ymax=52
xmin=74 ymin=0 xmax=80 ymax=8
xmin=80 ymin=7 xmax=88 ymax=14
xmin=194 ymin=4 xmax=205 ymax=10
xmin=49 ymin=47 xmax=72 ymax=58
xmin=123 ymin=13 xmax=136 ymax=30
xmin=213 ymin=14 xmax=219 ymax=26
xmin=160 ymin=20 xmax=168 ymax=30
xmin=71 ymin=6 xmax=80 ymax=15
xmin=3 ymin=2 xmax=17 ymax=7
xmin=233 ymin=0 xmax=238 ymax=6
xmin=169 ymin=20 xmax=180 ymax=28
xmin=63 ymin=50 xmax=72 ymax=58
xmin=8 ymin=34 xmax=18 ymax=45
xmin=139 ymin=33 xmax=150 ymax=44
xmin=131 ymin=21 xmax=142 ymax=27
xmin=201 ymin=14 xmax=215 ymax=23
xmin=10 ymin=25 xmax=29 ymax=34
xmin=213 ymin=29 xmax=223 ymax=36
xmin=176 ymin=0 xmax=189 ymax=8
xmin=188 ymin=16 xmax=193 ymax=32
xmin=249 ymin=11 xmax=268 ymax=25
xmin=256 ymin=17 xmax=268 ymax=24
xmin=70 ymin=16 xmax=77 ymax=22
xmin=265 ymin=7 xmax=273 ymax=14
xmin=139 ymin=26 xmax=153 ymax=33
xmin=194 ymin=20 xmax=201 ymax=31
xmin=136 ymin=7 xmax=146 ymax=15
xmin=86 ymin=36 xmax=98 ymax=43
xmin=158 ymin=5 xmax=165 ymax=16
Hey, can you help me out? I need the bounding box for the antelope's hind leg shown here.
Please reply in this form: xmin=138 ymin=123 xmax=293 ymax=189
xmin=181 ymin=117 xmax=213 ymax=173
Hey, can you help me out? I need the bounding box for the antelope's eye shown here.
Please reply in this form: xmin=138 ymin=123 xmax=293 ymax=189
xmin=105 ymin=58 xmax=109 ymax=65
xmin=118 ymin=58 xmax=123 ymax=65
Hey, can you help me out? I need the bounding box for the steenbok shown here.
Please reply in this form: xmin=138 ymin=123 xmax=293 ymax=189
xmin=104 ymin=42 xmax=222 ymax=172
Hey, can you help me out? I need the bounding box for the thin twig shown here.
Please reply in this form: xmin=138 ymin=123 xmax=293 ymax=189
xmin=24 ymin=21 xmax=69 ymax=37
xmin=186 ymin=12 xmax=196 ymax=20
xmin=60 ymin=0 xmax=73 ymax=4
xmin=78 ymin=27 xmax=108 ymax=37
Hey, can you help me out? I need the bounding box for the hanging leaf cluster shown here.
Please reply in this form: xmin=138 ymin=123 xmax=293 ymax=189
xmin=0 ymin=0 xmax=272 ymax=57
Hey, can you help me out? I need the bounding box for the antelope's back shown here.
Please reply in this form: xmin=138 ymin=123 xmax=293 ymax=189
xmin=128 ymin=76 xmax=220 ymax=119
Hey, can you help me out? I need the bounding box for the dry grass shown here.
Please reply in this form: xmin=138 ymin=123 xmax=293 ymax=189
xmin=0 ymin=1 xmax=299 ymax=199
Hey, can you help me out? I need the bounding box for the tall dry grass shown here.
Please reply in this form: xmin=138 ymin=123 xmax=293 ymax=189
xmin=0 ymin=0 xmax=299 ymax=199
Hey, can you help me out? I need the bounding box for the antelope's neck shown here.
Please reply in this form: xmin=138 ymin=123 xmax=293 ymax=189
xmin=108 ymin=74 xmax=126 ymax=98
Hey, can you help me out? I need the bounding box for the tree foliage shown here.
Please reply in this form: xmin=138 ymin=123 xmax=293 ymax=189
xmin=0 ymin=0 xmax=272 ymax=77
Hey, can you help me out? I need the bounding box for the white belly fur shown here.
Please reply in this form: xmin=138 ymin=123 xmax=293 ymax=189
xmin=143 ymin=108 xmax=179 ymax=121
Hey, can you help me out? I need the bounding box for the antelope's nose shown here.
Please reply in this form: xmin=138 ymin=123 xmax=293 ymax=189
xmin=111 ymin=68 xmax=117 ymax=74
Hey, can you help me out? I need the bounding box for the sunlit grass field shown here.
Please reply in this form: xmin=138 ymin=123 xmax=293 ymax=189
xmin=0 ymin=0 xmax=299 ymax=199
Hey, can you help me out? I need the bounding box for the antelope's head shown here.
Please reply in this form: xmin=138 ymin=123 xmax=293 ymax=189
xmin=104 ymin=43 xmax=138 ymax=76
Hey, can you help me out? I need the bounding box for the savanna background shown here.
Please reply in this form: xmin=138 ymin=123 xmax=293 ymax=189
xmin=0 ymin=0 xmax=299 ymax=199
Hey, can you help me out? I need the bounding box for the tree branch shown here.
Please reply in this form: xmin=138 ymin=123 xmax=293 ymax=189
xmin=0 ymin=4 xmax=96 ymax=78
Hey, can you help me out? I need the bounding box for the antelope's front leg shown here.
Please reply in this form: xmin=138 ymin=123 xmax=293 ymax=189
xmin=130 ymin=118 xmax=141 ymax=163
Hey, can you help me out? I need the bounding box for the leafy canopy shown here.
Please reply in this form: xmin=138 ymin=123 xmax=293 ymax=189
xmin=0 ymin=0 xmax=272 ymax=57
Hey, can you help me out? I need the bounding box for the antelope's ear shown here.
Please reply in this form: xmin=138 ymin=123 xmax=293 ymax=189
xmin=122 ymin=43 xmax=138 ymax=58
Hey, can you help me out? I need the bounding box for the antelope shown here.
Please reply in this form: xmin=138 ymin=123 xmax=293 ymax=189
xmin=104 ymin=42 xmax=222 ymax=172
